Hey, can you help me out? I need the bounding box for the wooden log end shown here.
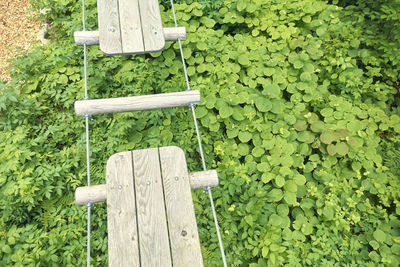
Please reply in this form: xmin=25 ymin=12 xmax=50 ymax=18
xmin=75 ymin=184 xmax=107 ymax=205
xmin=189 ymin=170 xmax=219 ymax=189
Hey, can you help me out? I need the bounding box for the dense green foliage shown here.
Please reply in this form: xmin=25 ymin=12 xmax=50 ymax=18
xmin=1 ymin=0 xmax=400 ymax=266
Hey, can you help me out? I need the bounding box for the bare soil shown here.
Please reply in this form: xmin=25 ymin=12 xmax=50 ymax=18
xmin=0 ymin=0 xmax=41 ymax=81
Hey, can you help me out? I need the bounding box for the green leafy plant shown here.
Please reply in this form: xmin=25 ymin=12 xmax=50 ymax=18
xmin=1 ymin=0 xmax=400 ymax=266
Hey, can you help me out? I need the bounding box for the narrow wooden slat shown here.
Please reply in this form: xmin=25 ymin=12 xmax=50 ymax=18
xmin=138 ymin=0 xmax=165 ymax=52
xmin=118 ymin=0 xmax=144 ymax=53
xmin=97 ymin=0 xmax=122 ymax=55
xmin=159 ymin=146 xmax=204 ymax=266
xmin=132 ymin=148 xmax=172 ymax=266
xmin=74 ymin=90 xmax=201 ymax=116
xmin=106 ymin=152 xmax=140 ymax=267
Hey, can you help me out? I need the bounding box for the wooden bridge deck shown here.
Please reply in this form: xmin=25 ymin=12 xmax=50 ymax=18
xmin=97 ymin=0 xmax=165 ymax=55
xmin=106 ymin=146 xmax=203 ymax=266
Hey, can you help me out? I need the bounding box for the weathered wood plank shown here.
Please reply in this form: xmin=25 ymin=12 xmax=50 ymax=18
xmin=74 ymin=90 xmax=201 ymax=116
xmin=106 ymin=152 xmax=139 ymax=267
xmin=118 ymin=0 xmax=144 ymax=53
xmin=133 ymin=148 xmax=172 ymax=266
xmin=159 ymin=146 xmax=204 ymax=266
xmin=138 ymin=0 xmax=165 ymax=52
xmin=97 ymin=0 xmax=122 ymax=55
xmin=73 ymin=27 xmax=186 ymax=46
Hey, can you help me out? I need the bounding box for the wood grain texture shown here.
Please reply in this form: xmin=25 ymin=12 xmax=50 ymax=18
xmin=75 ymin=184 xmax=107 ymax=205
xmin=74 ymin=90 xmax=201 ymax=116
xmin=106 ymin=152 xmax=140 ymax=267
xmin=74 ymin=27 xmax=186 ymax=46
xmin=138 ymin=0 xmax=165 ymax=52
xmin=118 ymin=0 xmax=144 ymax=53
xmin=132 ymin=148 xmax=172 ymax=267
xmin=159 ymin=146 xmax=204 ymax=267
xmin=73 ymin=169 xmax=218 ymax=205
xmin=97 ymin=0 xmax=122 ymax=55
xmin=189 ymin=170 xmax=219 ymax=189
xmin=74 ymin=31 xmax=100 ymax=45
xmin=163 ymin=27 xmax=186 ymax=41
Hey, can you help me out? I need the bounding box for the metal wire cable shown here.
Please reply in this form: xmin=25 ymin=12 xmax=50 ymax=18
xmin=170 ymin=1 xmax=227 ymax=266
xmin=81 ymin=0 xmax=92 ymax=266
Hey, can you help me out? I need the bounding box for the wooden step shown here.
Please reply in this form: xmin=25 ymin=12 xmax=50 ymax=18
xmin=74 ymin=90 xmax=200 ymax=116
xmin=75 ymin=170 xmax=219 ymax=205
xmin=74 ymin=28 xmax=186 ymax=46
xmin=97 ymin=0 xmax=168 ymax=55
xmin=101 ymin=147 xmax=204 ymax=266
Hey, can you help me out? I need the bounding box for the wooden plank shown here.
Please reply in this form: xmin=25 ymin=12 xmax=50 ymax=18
xmin=97 ymin=0 xmax=122 ymax=55
xmin=118 ymin=0 xmax=144 ymax=53
xmin=106 ymin=152 xmax=139 ymax=267
xmin=74 ymin=90 xmax=201 ymax=116
xmin=73 ymin=28 xmax=186 ymax=46
xmin=132 ymin=148 xmax=172 ymax=266
xmin=138 ymin=0 xmax=165 ymax=52
xmin=159 ymin=146 xmax=204 ymax=266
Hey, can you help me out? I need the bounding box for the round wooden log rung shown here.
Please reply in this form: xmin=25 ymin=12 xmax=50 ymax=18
xmin=75 ymin=184 xmax=107 ymax=205
xmin=75 ymin=170 xmax=219 ymax=205
xmin=74 ymin=27 xmax=186 ymax=46
xmin=74 ymin=90 xmax=201 ymax=116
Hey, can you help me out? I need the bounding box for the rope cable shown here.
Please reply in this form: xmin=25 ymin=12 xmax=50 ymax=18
xmin=169 ymin=1 xmax=227 ymax=266
xmin=81 ymin=0 xmax=92 ymax=266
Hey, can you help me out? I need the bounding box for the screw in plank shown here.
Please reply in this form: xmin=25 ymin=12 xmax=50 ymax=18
xmin=146 ymin=181 xmax=151 ymax=185
xmin=174 ymin=176 xmax=179 ymax=181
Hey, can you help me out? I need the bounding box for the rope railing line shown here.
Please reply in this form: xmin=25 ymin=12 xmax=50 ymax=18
xmin=80 ymin=0 xmax=92 ymax=266
xmin=169 ymin=1 xmax=227 ymax=266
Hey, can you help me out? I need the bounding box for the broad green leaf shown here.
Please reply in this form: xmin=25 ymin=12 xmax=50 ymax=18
xmin=269 ymin=214 xmax=282 ymax=227
xmin=336 ymin=142 xmax=349 ymax=156
xmin=284 ymin=192 xmax=297 ymax=205
xmin=219 ymin=105 xmax=233 ymax=118
xmin=373 ymin=229 xmax=386 ymax=243
xmin=255 ymin=97 xmax=272 ymax=112
xmin=284 ymin=180 xmax=297 ymax=192
xmin=294 ymin=174 xmax=306 ymax=185
xmin=327 ymin=144 xmax=336 ymax=156
xmin=239 ymin=131 xmax=252 ymax=142
xmin=310 ymin=121 xmax=325 ymax=133
xmin=320 ymin=129 xmax=336 ymax=144
xmin=294 ymin=120 xmax=308 ymax=131
xmin=269 ymin=189 xmax=283 ymax=202
xmin=263 ymin=84 xmax=281 ymax=98
xmin=275 ymin=175 xmax=285 ymax=188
